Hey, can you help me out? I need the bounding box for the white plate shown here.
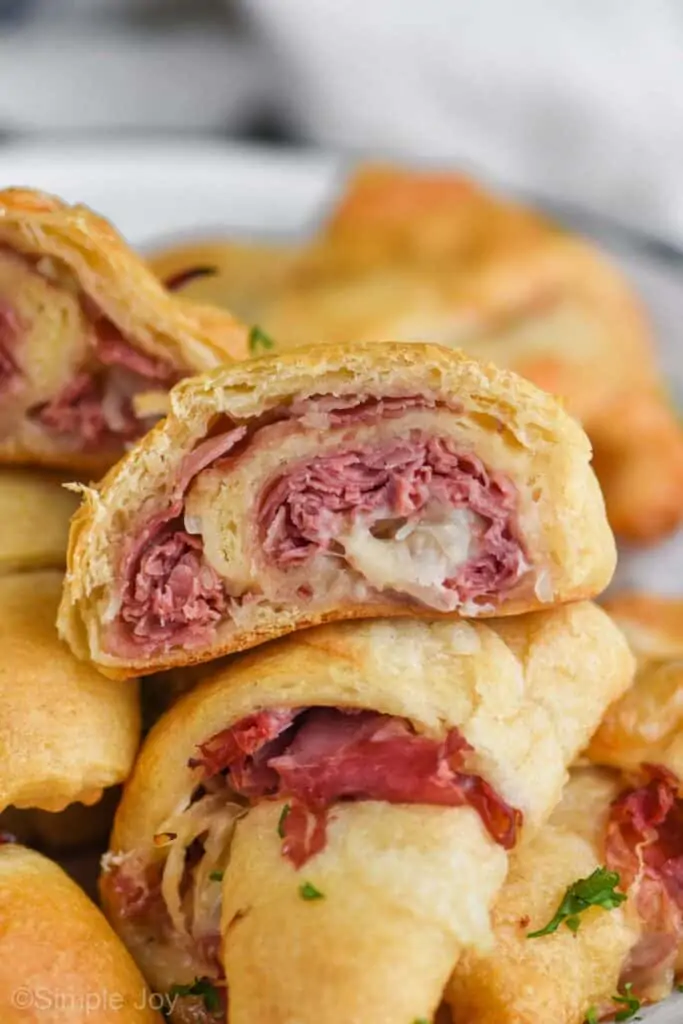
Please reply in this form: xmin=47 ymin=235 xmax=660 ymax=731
xmin=0 ymin=138 xmax=681 ymax=1021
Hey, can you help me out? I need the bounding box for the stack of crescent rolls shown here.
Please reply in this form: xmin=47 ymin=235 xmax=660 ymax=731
xmin=0 ymin=169 xmax=681 ymax=1024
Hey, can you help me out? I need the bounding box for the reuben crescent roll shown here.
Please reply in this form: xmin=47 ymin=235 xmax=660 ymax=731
xmin=264 ymin=165 xmax=683 ymax=543
xmin=0 ymin=188 xmax=248 ymax=475
xmin=447 ymin=596 xmax=683 ymax=1023
xmin=0 ymin=842 xmax=162 ymax=1023
xmin=602 ymin=592 xmax=683 ymax=664
xmin=447 ymin=765 xmax=683 ymax=1022
xmin=0 ymin=572 xmax=140 ymax=813
xmin=0 ymin=468 xmax=79 ymax=575
xmin=101 ymin=608 xmax=632 ymax=1023
xmin=589 ymin=593 xmax=683 ymax=777
xmin=59 ymin=342 xmax=615 ymax=678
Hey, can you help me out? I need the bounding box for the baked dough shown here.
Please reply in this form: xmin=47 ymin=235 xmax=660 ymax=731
xmin=603 ymin=592 xmax=683 ymax=663
xmin=59 ymin=341 xmax=615 ymax=678
xmin=0 ymin=188 xmax=248 ymax=474
xmin=0 ymin=843 xmax=162 ymax=1023
xmin=262 ymin=165 xmax=683 ymax=543
xmin=148 ymin=237 xmax=300 ymax=324
xmin=446 ymin=768 xmax=643 ymax=1024
xmin=100 ymin=608 xmax=632 ymax=1022
xmin=0 ymin=571 xmax=140 ymax=812
xmin=0 ymin=468 xmax=79 ymax=574
xmin=589 ymin=593 xmax=683 ymax=775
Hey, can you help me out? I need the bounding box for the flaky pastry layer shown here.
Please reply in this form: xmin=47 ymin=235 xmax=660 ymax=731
xmin=0 ymin=188 xmax=248 ymax=474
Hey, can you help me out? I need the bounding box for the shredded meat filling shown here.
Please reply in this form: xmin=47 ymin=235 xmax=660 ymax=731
xmin=120 ymin=527 xmax=226 ymax=650
xmin=259 ymin=435 xmax=525 ymax=606
xmin=189 ymin=707 xmax=523 ymax=865
xmin=606 ymin=764 xmax=683 ymax=993
xmin=109 ymin=396 xmax=529 ymax=656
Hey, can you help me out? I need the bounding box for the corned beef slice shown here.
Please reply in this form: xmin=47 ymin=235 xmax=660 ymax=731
xmin=121 ymin=528 xmax=226 ymax=649
xmin=32 ymin=318 xmax=177 ymax=447
xmin=93 ymin=319 xmax=178 ymax=383
xmin=32 ymin=371 xmax=137 ymax=446
xmin=190 ymin=707 xmax=522 ymax=865
xmin=606 ymin=765 xmax=683 ymax=988
xmin=115 ymin=396 xmax=526 ymax=653
xmin=114 ymin=427 xmax=248 ymax=654
xmin=260 ymin=435 xmax=523 ymax=597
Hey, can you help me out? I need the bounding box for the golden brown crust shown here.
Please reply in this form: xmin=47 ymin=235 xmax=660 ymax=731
xmin=262 ymin=165 xmax=683 ymax=544
xmin=603 ymin=592 xmax=683 ymax=662
xmin=103 ymin=608 xmax=631 ymax=1018
xmin=148 ymin=237 xmax=300 ymax=324
xmin=590 ymin=388 xmax=683 ymax=544
xmin=0 ymin=188 xmax=249 ymax=474
xmin=446 ymin=768 xmax=642 ymax=1024
xmin=0 ymin=571 xmax=140 ymax=812
xmin=222 ymin=799 xmax=500 ymax=1024
xmin=58 ymin=341 xmax=615 ymax=677
xmin=0 ymin=468 xmax=79 ymax=574
xmin=264 ymin=167 xmax=655 ymax=416
xmin=0 ymin=188 xmax=248 ymax=368
xmin=587 ymin=658 xmax=683 ymax=776
xmin=0 ymin=844 xmax=162 ymax=1023
xmin=587 ymin=594 xmax=683 ymax=775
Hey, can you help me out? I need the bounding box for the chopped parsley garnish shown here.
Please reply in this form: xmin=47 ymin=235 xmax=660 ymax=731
xmin=412 ymin=1019 xmax=430 ymax=1024
xmin=168 ymin=978 xmax=221 ymax=1013
xmin=277 ymin=803 xmax=291 ymax=838
xmin=613 ymin=983 xmax=641 ymax=1021
xmin=209 ymin=870 xmax=224 ymax=882
xmin=527 ymin=866 xmax=626 ymax=938
xmin=678 ymin=983 xmax=683 ymax=992
xmin=585 ymin=1009 xmax=598 ymax=1024
xmin=248 ymin=324 xmax=275 ymax=355
xmin=299 ymin=881 xmax=324 ymax=901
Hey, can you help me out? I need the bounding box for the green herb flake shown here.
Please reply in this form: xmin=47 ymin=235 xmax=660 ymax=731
xmin=412 ymin=1019 xmax=430 ymax=1024
xmin=277 ymin=802 xmax=291 ymax=839
xmin=585 ymin=1010 xmax=598 ymax=1024
xmin=209 ymin=870 xmax=224 ymax=882
xmin=527 ymin=866 xmax=626 ymax=938
xmin=613 ymin=983 xmax=642 ymax=1022
xmin=168 ymin=978 xmax=221 ymax=1014
xmin=299 ymin=881 xmax=324 ymax=901
xmin=248 ymin=324 xmax=275 ymax=355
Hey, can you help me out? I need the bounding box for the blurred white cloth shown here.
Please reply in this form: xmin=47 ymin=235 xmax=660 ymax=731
xmin=243 ymin=0 xmax=683 ymax=245
xmin=0 ymin=1 xmax=263 ymax=133
xmin=4 ymin=0 xmax=683 ymax=245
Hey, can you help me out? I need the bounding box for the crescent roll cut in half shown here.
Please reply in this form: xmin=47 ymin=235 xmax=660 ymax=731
xmin=263 ymin=165 xmax=683 ymax=543
xmin=0 ymin=188 xmax=248 ymax=475
xmin=100 ymin=608 xmax=633 ymax=1024
xmin=589 ymin=594 xmax=683 ymax=776
xmin=0 ymin=571 xmax=140 ymax=814
xmin=0 ymin=842 xmax=162 ymax=1023
xmin=0 ymin=468 xmax=79 ymax=575
xmin=59 ymin=342 xmax=615 ymax=678
xmin=447 ymin=764 xmax=683 ymax=1023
